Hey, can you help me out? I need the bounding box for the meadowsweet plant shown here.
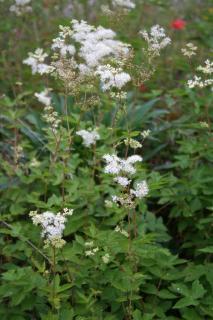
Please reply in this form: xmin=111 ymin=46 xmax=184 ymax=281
xmin=21 ymin=15 xmax=168 ymax=317
xmin=1 ymin=1 xmax=213 ymax=320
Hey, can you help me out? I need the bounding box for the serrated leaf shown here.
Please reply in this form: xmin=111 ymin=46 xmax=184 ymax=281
xmin=173 ymin=296 xmax=197 ymax=309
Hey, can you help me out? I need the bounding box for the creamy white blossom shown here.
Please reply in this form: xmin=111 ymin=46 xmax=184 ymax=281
xmin=29 ymin=208 xmax=73 ymax=248
xmin=30 ymin=158 xmax=40 ymax=168
xmin=200 ymin=121 xmax=209 ymax=128
xmin=52 ymin=25 xmax=76 ymax=57
xmin=130 ymin=180 xmax=149 ymax=198
xmin=197 ymin=59 xmax=213 ymax=74
xmin=141 ymin=129 xmax=151 ymax=139
xmin=76 ymin=129 xmax=100 ymax=147
xmin=42 ymin=105 xmax=61 ymax=133
xmin=102 ymin=253 xmax=110 ymax=264
xmin=115 ymin=225 xmax=129 ymax=237
xmin=114 ymin=176 xmax=131 ymax=187
xmin=124 ymin=138 xmax=142 ymax=149
xmin=188 ymin=60 xmax=213 ymax=89
xmin=35 ymin=89 xmax=51 ymax=106
xmin=84 ymin=241 xmax=99 ymax=256
xmin=105 ymin=200 xmax=113 ymax=208
xmin=23 ymin=48 xmax=54 ymax=75
xmin=103 ymin=154 xmax=121 ymax=175
xmin=112 ymin=0 xmax=135 ymax=9
xmin=103 ymin=154 xmax=142 ymax=175
xmin=140 ymin=25 xmax=171 ymax=56
xmin=181 ymin=43 xmax=197 ymax=58
xmin=96 ymin=65 xmax=131 ymax=91
xmin=85 ymin=241 xmax=94 ymax=247
xmin=52 ymin=39 xmax=76 ymax=57
xmin=71 ymin=20 xmax=131 ymax=73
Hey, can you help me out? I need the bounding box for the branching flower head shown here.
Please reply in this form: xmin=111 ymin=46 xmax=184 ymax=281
xmin=188 ymin=59 xmax=213 ymax=89
xmin=71 ymin=20 xmax=131 ymax=74
xmin=23 ymin=48 xmax=54 ymax=75
xmin=181 ymin=43 xmax=197 ymax=58
xmin=29 ymin=208 xmax=73 ymax=248
xmin=52 ymin=25 xmax=76 ymax=57
xmin=103 ymin=154 xmax=142 ymax=176
xmin=130 ymin=180 xmax=149 ymax=199
xmin=140 ymin=25 xmax=171 ymax=57
xmin=76 ymin=129 xmax=100 ymax=147
xmin=103 ymin=151 xmax=148 ymax=208
xmin=95 ymin=65 xmax=131 ymax=91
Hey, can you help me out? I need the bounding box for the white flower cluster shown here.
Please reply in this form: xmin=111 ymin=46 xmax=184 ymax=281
xmin=141 ymin=129 xmax=151 ymax=139
xmin=29 ymin=208 xmax=73 ymax=248
xmin=76 ymin=129 xmax=100 ymax=147
xmin=51 ymin=20 xmax=130 ymax=70
xmin=85 ymin=241 xmax=99 ymax=256
xmin=35 ymin=89 xmax=61 ymax=133
xmin=112 ymin=0 xmax=135 ymax=9
xmin=24 ymin=20 xmax=132 ymax=92
xmin=102 ymin=253 xmax=110 ymax=264
xmin=23 ymin=48 xmax=55 ymax=75
xmin=103 ymin=154 xmax=148 ymax=207
xmin=181 ymin=43 xmax=197 ymax=58
xmin=200 ymin=121 xmax=209 ymax=128
xmin=124 ymin=138 xmax=142 ymax=149
xmin=197 ymin=59 xmax=213 ymax=74
xmin=95 ymin=65 xmax=131 ymax=91
xmin=130 ymin=181 xmax=149 ymax=199
xmin=52 ymin=25 xmax=76 ymax=57
xmin=35 ymin=88 xmax=51 ymax=106
xmin=140 ymin=25 xmax=171 ymax=57
xmin=71 ymin=20 xmax=130 ymax=73
xmin=103 ymin=154 xmax=142 ymax=176
xmin=188 ymin=60 xmax=213 ymax=89
xmin=10 ymin=0 xmax=32 ymax=16
xmin=114 ymin=176 xmax=131 ymax=187
xmin=115 ymin=225 xmax=129 ymax=237
xmin=30 ymin=158 xmax=40 ymax=168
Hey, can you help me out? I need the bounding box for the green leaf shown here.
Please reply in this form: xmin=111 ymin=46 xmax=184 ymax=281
xmin=173 ymin=297 xmax=197 ymax=309
xmin=133 ymin=310 xmax=142 ymax=320
xmin=198 ymin=246 xmax=213 ymax=253
xmin=191 ymin=280 xmax=206 ymax=299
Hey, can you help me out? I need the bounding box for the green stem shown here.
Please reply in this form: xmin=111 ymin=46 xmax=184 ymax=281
xmin=52 ymin=246 xmax=56 ymax=310
xmin=1 ymin=220 xmax=52 ymax=265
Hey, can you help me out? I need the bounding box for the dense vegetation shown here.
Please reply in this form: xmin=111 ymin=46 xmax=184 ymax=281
xmin=0 ymin=1 xmax=212 ymax=319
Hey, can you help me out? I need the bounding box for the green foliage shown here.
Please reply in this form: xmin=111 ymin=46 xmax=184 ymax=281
xmin=0 ymin=0 xmax=213 ymax=319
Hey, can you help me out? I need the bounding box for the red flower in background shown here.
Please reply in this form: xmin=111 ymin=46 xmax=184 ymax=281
xmin=171 ymin=19 xmax=186 ymax=30
xmin=139 ymin=84 xmax=148 ymax=92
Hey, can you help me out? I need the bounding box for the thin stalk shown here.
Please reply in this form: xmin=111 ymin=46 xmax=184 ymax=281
xmin=1 ymin=220 xmax=52 ymax=265
xmin=52 ymin=246 xmax=56 ymax=309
